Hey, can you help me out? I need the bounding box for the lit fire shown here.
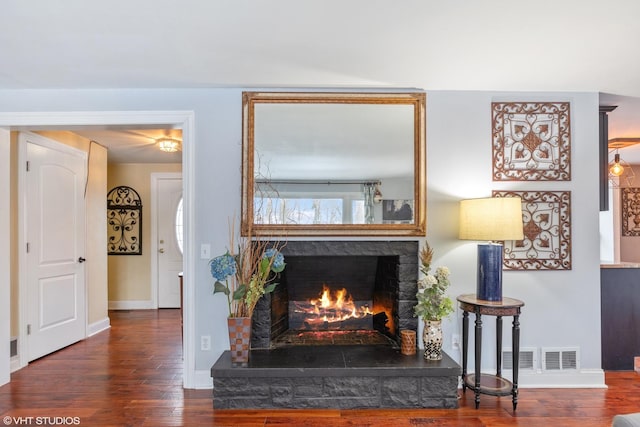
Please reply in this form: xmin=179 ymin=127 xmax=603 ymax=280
xmin=291 ymin=284 xmax=373 ymax=329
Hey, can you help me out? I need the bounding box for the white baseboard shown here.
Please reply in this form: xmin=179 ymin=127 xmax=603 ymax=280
xmin=108 ymin=300 xmax=155 ymax=310
xmin=87 ymin=317 xmax=111 ymax=337
xmin=10 ymin=355 xmax=21 ymax=373
xmin=498 ymin=368 xmax=607 ymax=388
xmin=193 ymin=369 xmax=214 ymax=389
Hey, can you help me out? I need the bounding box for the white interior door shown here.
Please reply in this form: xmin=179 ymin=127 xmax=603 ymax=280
xmin=157 ymin=176 xmax=183 ymax=308
xmin=23 ymin=132 xmax=87 ymax=361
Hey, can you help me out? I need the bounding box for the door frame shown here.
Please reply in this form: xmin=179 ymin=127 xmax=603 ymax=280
xmin=150 ymin=172 xmax=183 ymax=309
xmin=0 ymin=110 xmax=196 ymax=388
xmin=0 ymin=129 xmax=10 ymax=385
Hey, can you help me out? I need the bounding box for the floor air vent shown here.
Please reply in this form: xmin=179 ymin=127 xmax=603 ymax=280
xmin=542 ymin=347 xmax=579 ymax=371
xmin=502 ymin=347 xmax=536 ymax=370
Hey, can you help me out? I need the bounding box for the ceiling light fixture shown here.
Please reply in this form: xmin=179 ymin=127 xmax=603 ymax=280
xmin=610 ymin=153 xmax=625 ymax=177
xmin=608 ymin=149 xmax=635 ymax=188
xmin=157 ymin=137 xmax=181 ymax=153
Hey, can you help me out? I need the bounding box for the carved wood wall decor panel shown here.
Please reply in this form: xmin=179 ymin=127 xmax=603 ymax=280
xmin=492 ymin=102 xmax=571 ymax=181
xmin=621 ymin=187 xmax=640 ymax=236
xmin=107 ymin=186 xmax=142 ymax=255
xmin=493 ymin=190 xmax=572 ymax=270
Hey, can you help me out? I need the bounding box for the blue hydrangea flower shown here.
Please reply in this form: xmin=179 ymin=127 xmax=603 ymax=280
xmin=263 ymin=248 xmax=285 ymax=271
xmin=209 ymin=253 xmax=237 ymax=281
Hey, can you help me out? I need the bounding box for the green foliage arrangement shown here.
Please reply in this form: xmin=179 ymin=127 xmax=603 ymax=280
xmin=414 ymin=242 xmax=454 ymax=321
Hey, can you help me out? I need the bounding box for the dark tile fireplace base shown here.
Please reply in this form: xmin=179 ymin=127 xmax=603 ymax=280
xmin=211 ymin=346 xmax=461 ymax=409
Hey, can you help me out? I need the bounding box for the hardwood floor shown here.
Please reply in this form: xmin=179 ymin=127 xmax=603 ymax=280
xmin=1 ymin=309 xmax=638 ymax=426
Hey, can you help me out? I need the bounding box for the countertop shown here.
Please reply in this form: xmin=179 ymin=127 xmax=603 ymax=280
xmin=601 ymin=262 xmax=640 ymax=269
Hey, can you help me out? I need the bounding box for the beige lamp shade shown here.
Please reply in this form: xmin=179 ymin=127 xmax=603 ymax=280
xmin=459 ymin=197 xmax=524 ymax=241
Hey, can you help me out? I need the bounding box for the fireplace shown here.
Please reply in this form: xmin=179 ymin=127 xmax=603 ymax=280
xmin=212 ymin=240 xmax=462 ymax=410
xmin=251 ymin=241 xmax=419 ymax=349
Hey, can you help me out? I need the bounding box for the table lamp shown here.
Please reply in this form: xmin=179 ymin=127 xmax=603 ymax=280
xmin=459 ymin=197 xmax=524 ymax=301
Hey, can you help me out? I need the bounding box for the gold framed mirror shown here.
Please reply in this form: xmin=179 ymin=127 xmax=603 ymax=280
xmin=241 ymin=91 xmax=426 ymax=236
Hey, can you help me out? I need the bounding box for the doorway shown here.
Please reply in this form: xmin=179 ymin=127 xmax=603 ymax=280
xmin=0 ymin=110 xmax=196 ymax=388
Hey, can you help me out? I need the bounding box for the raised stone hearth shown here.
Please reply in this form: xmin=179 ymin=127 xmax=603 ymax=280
xmin=211 ymin=346 xmax=461 ymax=409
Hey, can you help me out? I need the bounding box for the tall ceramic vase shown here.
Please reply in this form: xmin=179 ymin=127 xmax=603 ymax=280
xmin=423 ymin=319 xmax=443 ymax=360
xmin=227 ymin=317 xmax=251 ymax=365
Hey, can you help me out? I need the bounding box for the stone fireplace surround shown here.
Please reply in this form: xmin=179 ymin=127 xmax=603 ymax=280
xmin=211 ymin=241 xmax=461 ymax=409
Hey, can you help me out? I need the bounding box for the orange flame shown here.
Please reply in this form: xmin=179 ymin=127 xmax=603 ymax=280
xmin=304 ymin=284 xmax=372 ymax=325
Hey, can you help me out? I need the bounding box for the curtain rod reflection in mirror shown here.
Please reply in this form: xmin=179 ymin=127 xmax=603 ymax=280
xmin=255 ymin=179 xmax=381 ymax=185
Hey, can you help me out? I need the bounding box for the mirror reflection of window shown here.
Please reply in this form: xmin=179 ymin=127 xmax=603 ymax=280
xmin=255 ymin=181 xmax=372 ymax=225
xmin=255 ymin=198 xmax=339 ymax=224
xmin=352 ymin=200 xmax=365 ymax=224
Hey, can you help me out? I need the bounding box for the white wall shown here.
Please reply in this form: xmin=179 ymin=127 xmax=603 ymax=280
xmin=0 ymin=88 xmax=604 ymax=388
xmin=428 ymin=91 xmax=603 ymax=386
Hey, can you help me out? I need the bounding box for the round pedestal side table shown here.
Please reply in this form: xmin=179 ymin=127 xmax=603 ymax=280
xmin=457 ymin=294 xmax=524 ymax=411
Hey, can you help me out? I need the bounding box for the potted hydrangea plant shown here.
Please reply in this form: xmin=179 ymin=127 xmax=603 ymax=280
xmin=414 ymin=242 xmax=453 ymax=360
xmin=209 ymin=225 xmax=285 ymax=363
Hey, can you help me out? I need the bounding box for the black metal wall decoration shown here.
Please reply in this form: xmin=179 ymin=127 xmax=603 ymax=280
xmin=107 ymin=186 xmax=142 ymax=255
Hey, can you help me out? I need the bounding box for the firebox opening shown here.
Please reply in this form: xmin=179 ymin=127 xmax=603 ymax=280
xmin=289 ymin=284 xmax=374 ymax=330
xmin=271 ymin=255 xmax=399 ymax=347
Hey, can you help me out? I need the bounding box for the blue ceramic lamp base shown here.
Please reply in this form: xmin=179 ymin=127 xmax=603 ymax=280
xmin=477 ymin=243 xmax=503 ymax=301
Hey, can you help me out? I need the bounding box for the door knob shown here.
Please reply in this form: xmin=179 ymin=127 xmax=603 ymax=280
xmin=159 ymin=248 xmax=165 ymax=253
xmin=78 ymin=257 xmax=86 ymax=263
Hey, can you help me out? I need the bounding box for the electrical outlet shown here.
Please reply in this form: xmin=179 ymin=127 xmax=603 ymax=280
xmin=451 ymin=334 xmax=460 ymax=350
xmin=201 ymin=335 xmax=211 ymax=351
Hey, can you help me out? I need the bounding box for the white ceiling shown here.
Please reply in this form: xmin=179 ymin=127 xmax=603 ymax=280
xmin=72 ymin=128 xmax=183 ymax=163
xmin=3 ymin=0 xmax=640 ymax=163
